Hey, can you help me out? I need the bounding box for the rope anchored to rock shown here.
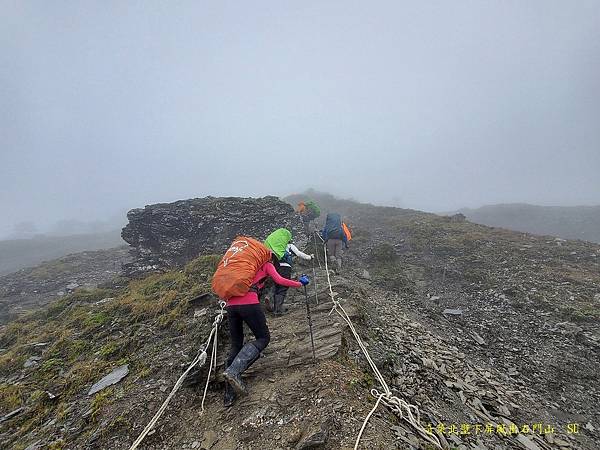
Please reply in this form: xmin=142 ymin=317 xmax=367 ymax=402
xmin=128 ymin=300 xmax=226 ymax=450
xmin=321 ymin=238 xmax=442 ymax=450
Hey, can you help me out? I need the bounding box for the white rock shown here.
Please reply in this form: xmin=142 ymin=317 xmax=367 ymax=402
xmin=88 ymin=364 xmax=129 ymax=396
xmin=194 ymin=308 xmax=208 ymax=318
xmin=23 ymin=356 xmax=42 ymax=368
xmin=471 ymin=331 xmax=486 ymax=345
xmin=443 ymin=308 xmax=463 ymax=315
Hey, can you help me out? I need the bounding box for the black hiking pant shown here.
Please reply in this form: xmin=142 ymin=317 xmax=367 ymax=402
xmin=273 ymin=264 xmax=292 ymax=302
xmin=226 ymin=304 xmax=270 ymax=366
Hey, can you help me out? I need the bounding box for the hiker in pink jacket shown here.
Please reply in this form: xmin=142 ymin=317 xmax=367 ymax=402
xmin=222 ymin=262 xmax=309 ymax=407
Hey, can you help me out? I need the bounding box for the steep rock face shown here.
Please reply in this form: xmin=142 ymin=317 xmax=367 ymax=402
xmin=121 ymin=196 xmax=306 ymax=276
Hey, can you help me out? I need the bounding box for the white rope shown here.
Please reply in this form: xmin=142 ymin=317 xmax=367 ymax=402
xmin=322 ymin=243 xmax=442 ymax=450
xmin=200 ymin=315 xmax=219 ymax=413
xmin=311 ymin=229 xmax=322 ymax=269
xmin=129 ymin=301 xmax=226 ymax=450
xmin=311 ymin=252 xmax=319 ymax=305
xmin=354 ymin=391 xmax=385 ymax=448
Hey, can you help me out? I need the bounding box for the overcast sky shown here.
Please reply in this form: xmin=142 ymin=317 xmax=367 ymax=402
xmin=1 ymin=1 xmax=599 ymax=238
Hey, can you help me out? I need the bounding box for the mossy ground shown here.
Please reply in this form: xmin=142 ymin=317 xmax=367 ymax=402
xmin=0 ymin=255 xmax=221 ymax=447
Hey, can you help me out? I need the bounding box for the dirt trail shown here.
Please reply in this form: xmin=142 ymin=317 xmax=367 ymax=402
xmin=118 ymin=266 xmax=400 ymax=450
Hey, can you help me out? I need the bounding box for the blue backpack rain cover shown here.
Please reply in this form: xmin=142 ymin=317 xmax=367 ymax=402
xmin=323 ymin=213 xmax=344 ymax=240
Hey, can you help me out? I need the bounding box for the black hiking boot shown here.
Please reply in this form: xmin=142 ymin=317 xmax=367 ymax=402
xmin=222 ymin=343 xmax=260 ymax=395
xmin=223 ymin=381 xmax=236 ymax=407
xmin=263 ymin=296 xmax=273 ymax=312
xmin=273 ymin=294 xmax=287 ymax=316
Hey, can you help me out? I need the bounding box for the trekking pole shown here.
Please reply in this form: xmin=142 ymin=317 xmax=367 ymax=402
xmin=303 ymin=284 xmax=317 ymax=361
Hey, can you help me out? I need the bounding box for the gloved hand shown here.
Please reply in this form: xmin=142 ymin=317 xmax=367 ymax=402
xmin=309 ymin=254 xmax=315 ymax=260
xmin=299 ymin=274 xmax=310 ymax=286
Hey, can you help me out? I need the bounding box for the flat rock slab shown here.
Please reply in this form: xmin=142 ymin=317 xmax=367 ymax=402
xmin=516 ymin=434 xmax=543 ymax=450
xmin=295 ymin=429 xmax=328 ymax=449
xmin=443 ymin=308 xmax=463 ymax=316
xmin=88 ymin=364 xmax=129 ymax=396
xmin=246 ymin=300 xmax=355 ymax=373
xmin=0 ymin=407 xmax=24 ymax=423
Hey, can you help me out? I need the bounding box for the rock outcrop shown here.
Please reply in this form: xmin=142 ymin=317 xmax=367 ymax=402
xmin=121 ymin=196 xmax=306 ymax=276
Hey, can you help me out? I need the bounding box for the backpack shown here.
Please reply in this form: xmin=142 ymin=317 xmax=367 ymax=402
xmin=305 ymin=200 xmax=321 ymax=218
xmin=264 ymin=228 xmax=292 ymax=260
xmin=324 ymin=213 xmax=344 ymax=240
xmin=211 ymin=236 xmax=272 ymax=299
xmin=280 ymin=249 xmax=294 ymax=265
xmin=342 ymin=222 xmax=352 ymax=241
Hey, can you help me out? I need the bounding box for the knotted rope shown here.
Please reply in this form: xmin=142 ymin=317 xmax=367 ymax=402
xmin=129 ymin=300 xmax=226 ymax=450
xmin=320 ymin=239 xmax=442 ymax=449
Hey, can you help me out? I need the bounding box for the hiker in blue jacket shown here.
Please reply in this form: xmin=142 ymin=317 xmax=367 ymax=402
xmin=321 ymin=212 xmax=348 ymax=270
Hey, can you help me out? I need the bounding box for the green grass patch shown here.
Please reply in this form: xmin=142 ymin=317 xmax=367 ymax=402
xmin=91 ymin=387 xmax=114 ymax=421
xmin=99 ymin=342 xmax=121 ymax=359
xmin=0 ymin=383 xmax=24 ymax=413
xmin=83 ymin=311 xmax=110 ymax=328
xmin=0 ymin=253 xmax=222 ymax=445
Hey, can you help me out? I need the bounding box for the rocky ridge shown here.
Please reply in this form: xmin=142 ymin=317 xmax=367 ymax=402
xmin=121 ymin=196 xmax=306 ymax=276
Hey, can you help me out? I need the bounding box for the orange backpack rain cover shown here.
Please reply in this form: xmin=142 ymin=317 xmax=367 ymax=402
xmin=342 ymin=222 xmax=352 ymax=241
xmin=212 ymin=236 xmax=272 ymax=300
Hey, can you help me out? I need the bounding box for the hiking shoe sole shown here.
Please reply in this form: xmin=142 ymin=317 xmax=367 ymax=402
xmin=223 ymin=371 xmax=247 ymax=395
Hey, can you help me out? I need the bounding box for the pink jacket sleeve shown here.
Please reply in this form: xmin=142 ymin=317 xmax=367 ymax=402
xmin=265 ymin=263 xmax=302 ymax=288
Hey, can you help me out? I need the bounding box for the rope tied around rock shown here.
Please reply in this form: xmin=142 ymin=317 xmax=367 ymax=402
xmin=128 ymin=300 xmax=227 ymax=450
xmin=318 ymin=233 xmax=442 ymax=450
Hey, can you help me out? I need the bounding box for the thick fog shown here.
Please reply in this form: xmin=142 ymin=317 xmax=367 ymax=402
xmin=2 ymin=1 xmax=599 ymax=238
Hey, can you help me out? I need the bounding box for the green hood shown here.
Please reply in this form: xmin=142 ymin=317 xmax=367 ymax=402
xmin=264 ymin=228 xmax=292 ymax=260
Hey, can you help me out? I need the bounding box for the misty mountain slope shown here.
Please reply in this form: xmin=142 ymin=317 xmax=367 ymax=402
xmin=0 ymin=230 xmax=126 ymax=275
xmin=455 ymin=204 xmax=600 ymax=244
xmin=0 ymin=246 xmax=131 ymax=325
xmin=1 ymin=194 xmax=599 ymax=449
